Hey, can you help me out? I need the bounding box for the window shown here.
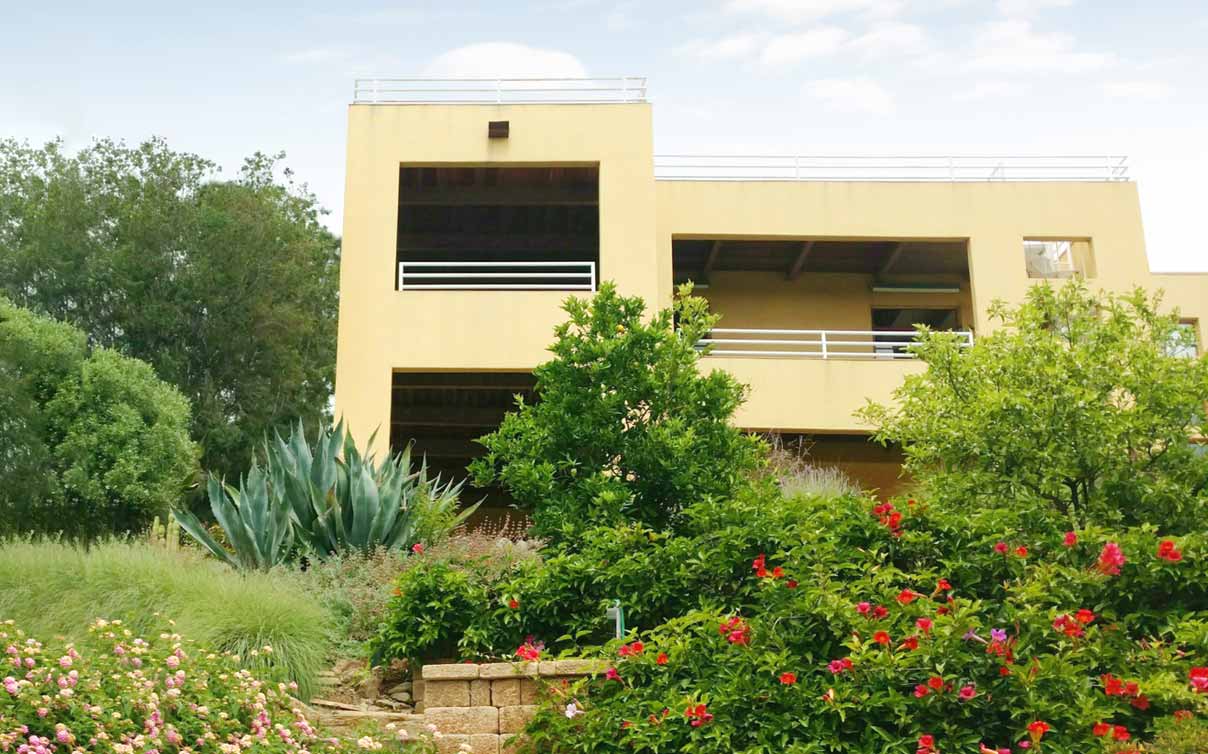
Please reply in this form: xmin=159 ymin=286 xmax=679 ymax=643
xmin=1168 ymin=321 xmax=1200 ymax=359
xmin=872 ymin=308 xmax=959 ymax=356
xmin=1024 ymin=239 xmax=1094 ymax=279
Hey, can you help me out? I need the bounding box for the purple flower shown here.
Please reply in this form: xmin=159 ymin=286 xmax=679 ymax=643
xmin=963 ymin=628 xmax=980 ymax=641
xmin=990 ymin=628 xmax=1007 ymax=642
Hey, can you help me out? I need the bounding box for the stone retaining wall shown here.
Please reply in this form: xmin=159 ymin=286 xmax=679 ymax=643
xmin=419 ymin=660 xmax=603 ymax=754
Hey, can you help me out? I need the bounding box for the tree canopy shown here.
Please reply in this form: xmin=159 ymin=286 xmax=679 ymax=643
xmin=0 ymin=138 xmax=340 ymax=480
xmin=859 ymin=281 xmax=1208 ymax=532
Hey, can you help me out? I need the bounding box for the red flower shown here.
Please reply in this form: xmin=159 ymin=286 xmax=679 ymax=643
xmin=656 ymin=652 xmax=668 ymax=665
xmin=1174 ymin=710 xmax=1194 ymax=721
xmin=1092 ymin=722 xmax=1110 ymax=737
xmin=1158 ymin=539 xmax=1184 ymax=562
xmin=771 ymin=566 xmax=785 ymax=579
xmin=873 ymin=631 xmax=891 ymax=646
xmin=873 ymin=605 xmax=889 ymax=620
xmin=936 ymin=578 xmax=952 ymax=592
xmin=411 ymin=543 xmax=425 ymax=554
xmin=827 ymin=658 xmax=853 ymax=674
xmin=1102 ymin=674 xmax=1126 ymax=696
xmin=684 ymin=703 xmax=713 ymax=727
xmin=618 ymin=641 xmax=644 ymax=657
xmin=913 ymin=684 xmax=930 ymax=698
xmin=958 ymin=684 xmax=977 ymax=701
xmin=901 ymin=636 xmax=919 ymax=651
xmin=1131 ymin=695 xmax=1150 ymax=710
xmin=508 ymin=598 xmax=520 ymax=610
xmin=927 ymin=676 xmax=944 ymax=691
xmin=897 ymin=589 xmax=919 ymax=605
xmin=1112 ymin=725 xmax=1130 ymax=741
xmin=1014 ymin=546 xmax=1028 ymax=558
xmin=1074 ymin=609 xmax=1095 ymax=624
xmin=786 ymin=580 xmax=798 ymax=589
xmin=1189 ymin=667 xmax=1208 ymax=693
xmin=887 ymin=511 xmax=903 ymax=529
xmin=1097 ymin=542 xmax=1126 ymax=575
xmin=779 ymin=671 xmax=797 ymax=685
xmin=719 ymin=617 xmax=751 ymax=645
xmin=515 ymin=642 xmax=541 ymax=661
xmin=605 ymin=667 xmax=621 ymax=682
xmin=1063 ymin=531 xmax=1078 ymax=547
xmin=999 ymin=666 xmax=1011 ymax=677
xmin=752 ymin=553 xmax=768 ymax=578
xmin=856 ymin=602 xmax=872 ymax=615
xmin=1027 ymin=721 xmax=1050 ymax=740
xmin=994 ymin=541 xmax=1009 ymax=555
xmin=916 ymin=617 xmax=933 ymax=635
xmin=918 ymin=734 xmax=935 ymax=752
xmin=1052 ymin=614 xmax=1084 ymax=638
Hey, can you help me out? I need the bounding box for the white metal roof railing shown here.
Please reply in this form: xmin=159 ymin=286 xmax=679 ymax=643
xmin=698 ymin=328 xmax=974 ymax=359
xmin=398 ymin=261 xmax=597 ymax=291
xmin=655 ymin=155 xmax=1130 ymax=182
xmin=355 ymin=77 xmax=648 ymax=104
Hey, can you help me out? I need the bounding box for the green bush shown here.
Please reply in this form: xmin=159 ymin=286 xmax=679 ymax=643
xmin=0 ymin=619 xmax=432 ymax=754
xmin=0 ymin=539 xmax=330 ymax=698
xmin=517 ymin=493 xmax=1208 ymax=754
xmin=859 ymin=281 xmax=1208 ymax=532
xmin=0 ymin=297 xmax=197 ymax=538
xmin=470 ymin=283 xmax=766 ymax=538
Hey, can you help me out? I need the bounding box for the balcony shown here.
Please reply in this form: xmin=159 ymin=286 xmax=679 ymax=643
xmin=698 ymin=328 xmax=973 ymax=359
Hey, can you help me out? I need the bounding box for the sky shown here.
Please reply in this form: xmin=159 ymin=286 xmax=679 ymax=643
xmin=3 ymin=0 xmax=1207 ymax=272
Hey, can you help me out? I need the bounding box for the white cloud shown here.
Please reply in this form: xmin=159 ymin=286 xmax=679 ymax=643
xmin=953 ymin=80 xmax=1028 ymax=101
xmin=677 ymin=33 xmax=766 ymax=60
xmin=968 ymin=20 xmax=1112 ymax=74
xmin=424 ymin=42 xmax=587 ymax=78
xmin=804 ymin=77 xmax=894 ymax=114
xmin=761 ymin=27 xmax=849 ymax=64
xmin=996 ymin=0 xmax=1074 ymax=15
xmin=280 ymin=47 xmax=347 ymax=65
xmin=726 ymin=0 xmax=893 ymax=23
xmin=850 ymin=22 xmax=929 ymax=59
xmin=1101 ymin=80 xmax=1175 ymax=100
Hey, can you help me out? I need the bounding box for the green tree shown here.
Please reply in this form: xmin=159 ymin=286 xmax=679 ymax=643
xmin=0 ymin=138 xmax=339 ymax=481
xmin=470 ymin=283 xmax=766 ymax=538
xmin=0 ymin=297 xmax=197 ymax=537
xmin=859 ymin=281 xmax=1208 ymax=532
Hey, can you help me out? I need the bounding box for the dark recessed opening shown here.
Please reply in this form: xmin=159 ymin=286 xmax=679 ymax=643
xmin=488 ymin=120 xmax=510 ymax=138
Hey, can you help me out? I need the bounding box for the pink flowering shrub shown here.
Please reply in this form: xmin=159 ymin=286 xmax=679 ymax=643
xmin=0 ymin=619 xmax=429 ymax=754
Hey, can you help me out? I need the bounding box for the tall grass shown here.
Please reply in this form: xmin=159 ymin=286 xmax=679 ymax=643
xmin=0 ymin=539 xmax=330 ymax=698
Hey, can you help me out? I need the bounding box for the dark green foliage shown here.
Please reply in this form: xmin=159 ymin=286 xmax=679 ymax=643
xmin=470 ymin=283 xmax=766 ymax=538
xmin=859 ymin=281 xmax=1208 ymax=532
xmin=0 ymin=298 xmax=197 ymax=537
xmin=0 ymin=138 xmax=340 ymax=482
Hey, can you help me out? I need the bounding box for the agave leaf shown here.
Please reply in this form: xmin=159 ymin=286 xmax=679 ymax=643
xmin=172 ymin=506 xmax=239 ymax=569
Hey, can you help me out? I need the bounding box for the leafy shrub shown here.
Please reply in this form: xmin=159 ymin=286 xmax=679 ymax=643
xmin=176 ymin=421 xmax=472 ymax=570
xmin=859 ymin=282 xmax=1208 ymax=532
xmin=518 ymin=492 xmax=1208 ymax=754
xmin=0 ymin=540 xmax=330 ymax=697
xmin=0 ymin=619 xmax=430 ymax=754
xmin=0 ymin=297 xmax=197 ymax=538
xmin=470 ymin=283 xmax=766 ymax=538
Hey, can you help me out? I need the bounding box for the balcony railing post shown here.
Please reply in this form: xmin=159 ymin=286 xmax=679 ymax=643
xmin=821 ymin=331 xmax=828 ymax=360
xmin=589 ymin=261 xmax=597 ymax=292
xmin=398 ymin=262 xmax=405 ymax=291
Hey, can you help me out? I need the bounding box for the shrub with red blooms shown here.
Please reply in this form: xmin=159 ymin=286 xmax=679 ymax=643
xmin=517 ymin=490 xmax=1208 ymax=754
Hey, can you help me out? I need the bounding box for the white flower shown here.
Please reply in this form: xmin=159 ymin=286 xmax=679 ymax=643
xmin=565 ymin=702 xmax=583 ymax=718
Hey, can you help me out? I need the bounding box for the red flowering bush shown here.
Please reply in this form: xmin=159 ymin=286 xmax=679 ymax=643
xmin=518 ymin=492 xmax=1208 ymax=754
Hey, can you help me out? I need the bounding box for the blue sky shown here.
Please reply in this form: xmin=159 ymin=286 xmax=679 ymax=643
xmin=4 ymin=0 xmax=1207 ymax=271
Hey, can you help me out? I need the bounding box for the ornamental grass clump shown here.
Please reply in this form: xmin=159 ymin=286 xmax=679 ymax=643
xmin=0 ymin=619 xmax=431 ymax=754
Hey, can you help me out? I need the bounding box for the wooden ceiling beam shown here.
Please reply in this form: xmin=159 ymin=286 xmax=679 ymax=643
xmin=878 ymin=242 xmax=905 ymax=277
xmin=701 ymin=240 xmax=724 ymax=281
xmin=786 ymin=241 xmax=815 ymax=280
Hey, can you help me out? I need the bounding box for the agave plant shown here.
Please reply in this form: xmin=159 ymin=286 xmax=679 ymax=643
xmin=173 ymin=464 xmax=293 ymax=571
xmin=269 ymin=420 xmax=473 ymax=560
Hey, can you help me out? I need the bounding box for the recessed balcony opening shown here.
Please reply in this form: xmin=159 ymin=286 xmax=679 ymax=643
xmin=390 ymin=371 xmax=537 ymax=519
xmin=672 ymin=238 xmax=974 ymax=358
xmin=767 ymin=433 xmax=909 ymax=499
xmin=396 ymin=166 xmax=599 ymax=291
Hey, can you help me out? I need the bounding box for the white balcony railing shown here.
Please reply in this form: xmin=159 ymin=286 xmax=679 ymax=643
xmin=655 ymin=155 xmax=1130 ymax=182
xmin=698 ymin=329 xmax=975 ymax=359
xmin=355 ymin=77 xmax=648 ymax=104
xmin=397 ymin=261 xmax=597 ymax=291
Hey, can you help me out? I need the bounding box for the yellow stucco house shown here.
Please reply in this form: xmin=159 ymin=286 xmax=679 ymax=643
xmin=334 ymin=77 xmax=1207 ymax=496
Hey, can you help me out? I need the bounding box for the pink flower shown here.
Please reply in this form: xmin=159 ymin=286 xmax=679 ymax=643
xmin=1063 ymin=531 xmax=1078 ymax=547
xmin=856 ymin=602 xmax=872 ymax=615
xmin=411 ymin=543 xmax=425 ymax=554
xmin=1096 ymin=542 xmax=1126 ymax=575
xmin=605 ymin=667 xmax=621 ymax=682
xmin=959 ymin=684 xmax=977 ymax=700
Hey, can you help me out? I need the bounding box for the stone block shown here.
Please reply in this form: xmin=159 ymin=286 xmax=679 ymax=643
xmin=499 ymin=706 xmax=538 ymax=735
xmin=491 ymin=678 xmax=521 ymax=706
xmin=478 ymin=662 xmax=537 ymax=679
xmin=537 ymin=661 xmax=558 ymax=676
xmin=425 ymin=706 xmax=499 ymax=735
xmin=423 ymin=664 xmax=480 ymax=681
xmin=519 ymin=678 xmax=540 ymax=704
xmin=425 ymin=680 xmax=470 ymax=708
xmin=469 ymin=679 xmax=491 ymax=707
xmin=433 ymin=734 xmax=500 ymax=754
xmin=554 ymin=659 xmax=605 ymax=676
